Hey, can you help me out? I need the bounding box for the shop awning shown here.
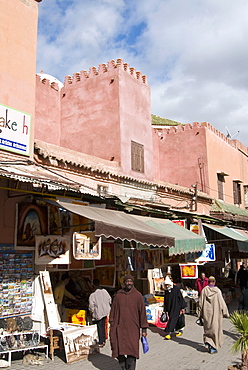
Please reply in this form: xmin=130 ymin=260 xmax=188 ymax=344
xmin=132 ymin=215 xmax=206 ymax=256
xmin=203 ymin=224 xmax=248 ymax=253
xmin=48 ymin=200 xmax=175 ymax=247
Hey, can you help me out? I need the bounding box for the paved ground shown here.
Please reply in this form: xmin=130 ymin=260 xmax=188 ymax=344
xmin=3 ymin=300 xmax=242 ymax=370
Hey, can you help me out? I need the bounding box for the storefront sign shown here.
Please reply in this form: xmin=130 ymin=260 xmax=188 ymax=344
xmin=0 ymin=103 xmax=31 ymax=156
xmin=179 ymin=263 xmax=198 ymax=279
xmin=195 ymin=243 xmax=215 ymax=262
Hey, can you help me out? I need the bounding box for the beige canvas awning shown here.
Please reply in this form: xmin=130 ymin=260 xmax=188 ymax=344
xmin=49 ymin=200 xmax=174 ymax=247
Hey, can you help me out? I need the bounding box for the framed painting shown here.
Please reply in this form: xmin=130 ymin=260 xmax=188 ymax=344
xmin=95 ymin=242 xmax=115 ymax=266
xmin=179 ymin=263 xmax=198 ymax=279
xmin=93 ymin=266 xmax=116 ymax=287
xmin=73 ymin=232 xmax=101 ymax=260
xmin=35 ymin=235 xmax=71 ymax=265
xmin=15 ymin=203 xmax=48 ymax=250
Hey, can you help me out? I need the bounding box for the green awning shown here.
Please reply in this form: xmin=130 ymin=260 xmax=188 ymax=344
xmin=203 ymin=223 xmax=248 ymax=253
xmin=133 ymin=215 xmax=206 ymax=256
xmin=211 ymin=199 xmax=248 ymax=218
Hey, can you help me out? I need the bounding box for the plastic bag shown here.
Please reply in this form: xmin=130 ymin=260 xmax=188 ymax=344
xmin=141 ymin=336 xmax=149 ymax=354
xmin=176 ymin=313 xmax=185 ymax=330
xmin=196 ymin=318 xmax=203 ymax=326
xmin=160 ymin=311 xmax=169 ymax=323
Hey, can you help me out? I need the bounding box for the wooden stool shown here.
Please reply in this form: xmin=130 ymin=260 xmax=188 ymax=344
xmin=49 ymin=329 xmax=62 ymax=361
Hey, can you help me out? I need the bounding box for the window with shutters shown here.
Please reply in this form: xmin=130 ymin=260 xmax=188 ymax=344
xmin=217 ymin=173 xmax=225 ymax=200
xmin=244 ymin=186 xmax=248 ymax=208
xmin=233 ymin=181 xmax=242 ymax=205
xmin=131 ymin=141 xmax=144 ymax=173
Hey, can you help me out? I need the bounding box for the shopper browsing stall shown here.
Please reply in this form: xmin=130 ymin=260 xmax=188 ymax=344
xmin=89 ymin=279 xmax=111 ymax=347
xmin=54 ymin=273 xmax=77 ymax=320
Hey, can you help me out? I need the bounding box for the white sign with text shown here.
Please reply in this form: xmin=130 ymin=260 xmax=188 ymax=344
xmin=0 ymin=104 xmax=31 ymax=156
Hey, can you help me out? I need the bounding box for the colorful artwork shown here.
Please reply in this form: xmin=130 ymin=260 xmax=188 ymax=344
xmin=172 ymin=220 xmax=186 ymax=228
xmin=62 ymin=325 xmax=98 ymax=363
xmin=60 ymin=209 xmax=71 ymax=235
xmin=35 ymin=235 xmax=71 ymax=265
xmin=135 ymin=250 xmax=146 ymax=271
xmin=179 ymin=264 xmax=198 ymax=279
xmin=72 ymin=213 xmax=89 ymax=233
xmin=73 ymin=232 xmax=101 ymax=260
xmin=115 ymin=247 xmax=126 ymax=272
xmin=95 ymin=242 xmax=115 ymax=266
xmin=15 ymin=203 xmax=48 ymax=249
xmin=93 ymin=266 xmax=116 ymax=287
xmin=48 ymin=205 xmax=61 ymax=235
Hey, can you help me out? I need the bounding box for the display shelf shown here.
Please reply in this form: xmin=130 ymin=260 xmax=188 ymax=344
xmin=0 ymin=344 xmax=48 ymax=366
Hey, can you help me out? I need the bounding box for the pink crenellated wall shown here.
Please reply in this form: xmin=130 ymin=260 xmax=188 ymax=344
xmin=153 ymin=121 xmax=248 ymax=207
xmin=35 ymin=76 xmax=61 ymax=146
xmin=35 ymin=59 xmax=154 ymax=180
xmin=153 ymin=122 xmax=209 ymax=192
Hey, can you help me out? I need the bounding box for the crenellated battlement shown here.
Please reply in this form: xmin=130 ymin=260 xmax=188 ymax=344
xmin=154 ymin=121 xmax=248 ymax=152
xmin=36 ymin=74 xmax=63 ymax=91
xmin=64 ymin=58 xmax=148 ymax=86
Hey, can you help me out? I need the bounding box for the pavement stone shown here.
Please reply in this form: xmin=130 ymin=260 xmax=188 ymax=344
xmin=3 ymin=299 xmax=242 ymax=370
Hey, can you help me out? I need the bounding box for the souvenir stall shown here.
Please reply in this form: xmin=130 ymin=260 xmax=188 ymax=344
xmin=0 ymin=246 xmax=48 ymax=366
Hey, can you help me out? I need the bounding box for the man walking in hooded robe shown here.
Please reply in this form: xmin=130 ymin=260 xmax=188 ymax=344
xmin=198 ymin=276 xmax=229 ymax=354
xmin=109 ymin=274 xmax=148 ymax=370
xmin=163 ymin=276 xmax=186 ymax=340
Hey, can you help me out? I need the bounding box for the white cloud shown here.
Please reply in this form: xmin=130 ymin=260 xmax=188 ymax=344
xmin=37 ymin=0 xmax=248 ymax=145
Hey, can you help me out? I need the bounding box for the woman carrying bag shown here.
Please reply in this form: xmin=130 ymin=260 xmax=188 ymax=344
xmin=163 ymin=276 xmax=186 ymax=340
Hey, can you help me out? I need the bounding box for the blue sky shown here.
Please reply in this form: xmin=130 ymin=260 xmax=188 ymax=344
xmin=37 ymin=0 xmax=248 ymax=145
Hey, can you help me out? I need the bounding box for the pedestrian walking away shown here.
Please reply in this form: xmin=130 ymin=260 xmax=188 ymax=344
xmin=163 ymin=276 xmax=186 ymax=340
xmin=109 ymin=274 xmax=148 ymax=370
xmin=238 ymin=285 xmax=248 ymax=312
xmin=237 ymin=264 xmax=248 ymax=292
xmin=88 ymin=278 xmax=112 ymax=347
xmin=198 ymin=276 xmax=229 ymax=354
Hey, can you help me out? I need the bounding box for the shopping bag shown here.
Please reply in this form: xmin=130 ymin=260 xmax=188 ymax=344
xmin=176 ymin=313 xmax=185 ymax=330
xmin=160 ymin=311 xmax=169 ymax=323
xmin=141 ymin=336 xmax=149 ymax=354
xmin=196 ymin=318 xmax=203 ymax=326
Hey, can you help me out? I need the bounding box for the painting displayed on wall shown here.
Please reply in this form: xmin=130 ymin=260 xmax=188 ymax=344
xmin=134 ymin=250 xmax=146 ymax=271
xmin=116 ymin=247 xmax=126 ymax=272
xmin=15 ymin=203 xmax=48 ymax=249
xmin=95 ymin=242 xmax=115 ymax=266
xmin=48 ymin=205 xmax=61 ymax=235
xmin=73 ymin=232 xmax=101 ymax=260
xmin=179 ymin=263 xmax=198 ymax=279
xmin=35 ymin=235 xmax=71 ymax=265
xmin=60 ymin=209 xmax=71 ymax=235
xmin=93 ymin=266 xmax=116 ymax=287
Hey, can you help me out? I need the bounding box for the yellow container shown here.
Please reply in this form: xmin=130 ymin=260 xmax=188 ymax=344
xmin=65 ymin=309 xmax=87 ymax=325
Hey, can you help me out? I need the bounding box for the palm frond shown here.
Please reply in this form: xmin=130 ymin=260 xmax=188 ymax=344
xmin=230 ymin=311 xmax=248 ymax=354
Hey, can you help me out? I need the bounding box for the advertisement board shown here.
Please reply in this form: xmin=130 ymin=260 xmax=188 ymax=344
xmin=0 ymin=103 xmax=31 ymax=156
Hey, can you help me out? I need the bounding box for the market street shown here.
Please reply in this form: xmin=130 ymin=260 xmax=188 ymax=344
xmin=9 ymin=299 xmax=241 ymax=370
